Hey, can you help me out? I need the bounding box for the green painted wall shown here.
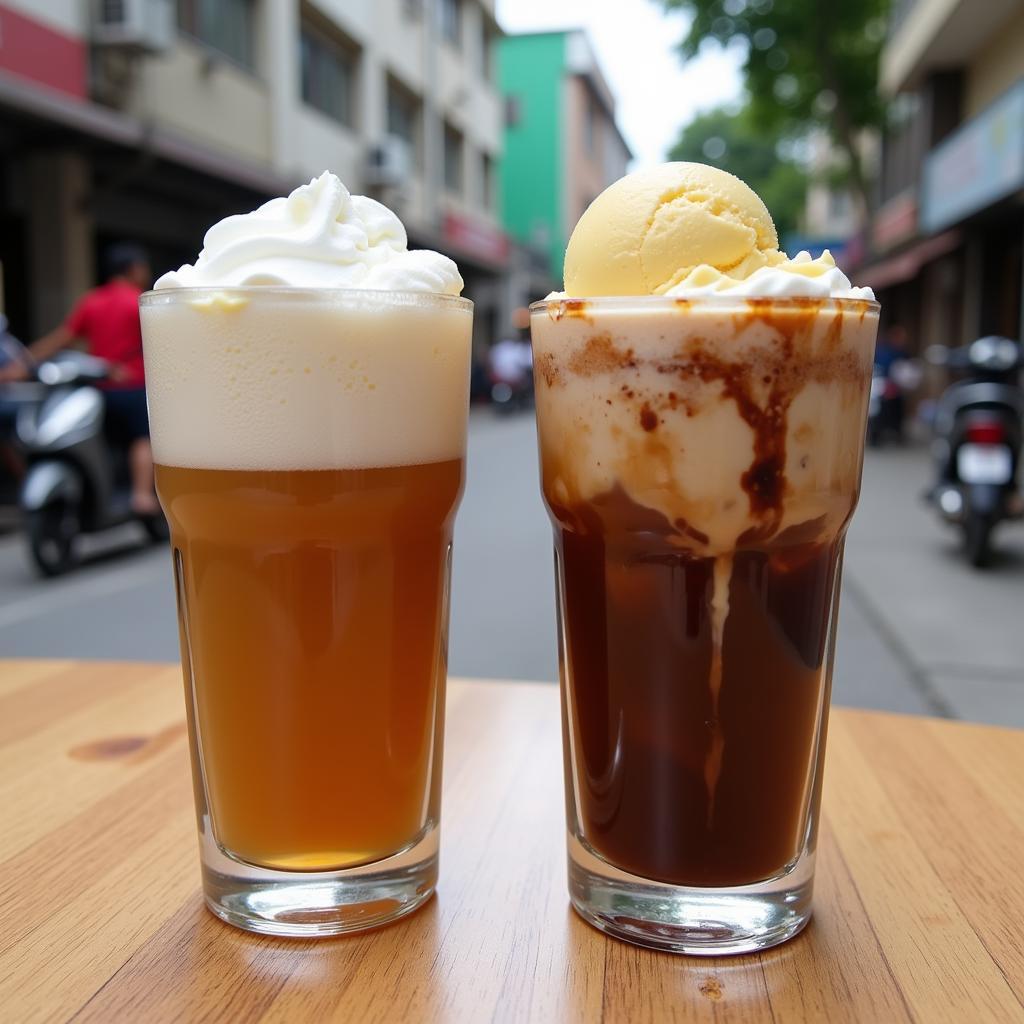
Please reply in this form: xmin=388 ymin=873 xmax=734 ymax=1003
xmin=498 ymin=32 xmax=566 ymax=282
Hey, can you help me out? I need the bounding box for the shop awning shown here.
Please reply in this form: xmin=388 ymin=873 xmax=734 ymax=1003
xmin=856 ymin=229 xmax=962 ymax=291
xmin=0 ymin=69 xmax=291 ymax=197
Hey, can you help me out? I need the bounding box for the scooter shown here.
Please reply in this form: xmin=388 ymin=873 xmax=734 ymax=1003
xmin=868 ymin=356 xmax=921 ymax=446
xmin=927 ymin=336 xmax=1024 ymax=567
xmin=489 ymin=371 xmax=534 ymax=414
xmin=0 ymin=318 xmax=42 ymax=508
xmin=16 ymin=350 xmax=166 ymax=576
xmin=867 ymin=365 xmax=901 ymax=446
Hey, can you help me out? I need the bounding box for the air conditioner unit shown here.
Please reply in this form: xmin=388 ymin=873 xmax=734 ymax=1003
xmin=365 ymin=136 xmax=413 ymax=188
xmin=93 ymin=0 xmax=174 ymax=54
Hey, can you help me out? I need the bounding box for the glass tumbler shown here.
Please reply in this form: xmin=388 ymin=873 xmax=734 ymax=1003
xmin=531 ymin=294 xmax=878 ymax=954
xmin=141 ymin=287 xmax=472 ymax=936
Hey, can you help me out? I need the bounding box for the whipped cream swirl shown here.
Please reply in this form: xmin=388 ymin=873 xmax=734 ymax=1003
xmin=155 ymin=172 xmax=463 ymax=295
xmin=664 ymin=250 xmax=873 ymax=300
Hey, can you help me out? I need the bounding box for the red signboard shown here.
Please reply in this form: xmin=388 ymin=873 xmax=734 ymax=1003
xmin=442 ymin=211 xmax=509 ymax=267
xmin=0 ymin=4 xmax=88 ymax=100
xmin=872 ymin=190 xmax=918 ymax=252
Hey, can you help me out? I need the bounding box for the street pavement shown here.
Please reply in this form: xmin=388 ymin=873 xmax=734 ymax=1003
xmin=1 ymin=409 xmax=1022 ymax=726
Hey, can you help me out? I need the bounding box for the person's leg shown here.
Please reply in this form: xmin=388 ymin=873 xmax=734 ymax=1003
xmin=107 ymin=388 xmax=158 ymax=515
xmin=130 ymin=436 xmax=159 ymax=515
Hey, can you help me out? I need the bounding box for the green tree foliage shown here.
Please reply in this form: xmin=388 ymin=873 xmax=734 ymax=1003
xmin=659 ymin=0 xmax=890 ymax=215
xmin=668 ymin=105 xmax=808 ymax=238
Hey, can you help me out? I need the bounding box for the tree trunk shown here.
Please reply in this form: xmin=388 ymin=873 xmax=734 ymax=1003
xmin=815 ymin=14 xmax=872 ymax=228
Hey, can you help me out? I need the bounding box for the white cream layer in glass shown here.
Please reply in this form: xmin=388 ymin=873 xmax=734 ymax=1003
xmin=142 ymin=292 xmax=471 ymax=471
xmin=532 ymin=300 xmax=878 ymax=556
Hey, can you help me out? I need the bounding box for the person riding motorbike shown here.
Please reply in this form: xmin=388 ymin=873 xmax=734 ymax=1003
xmin=0 ymin=244 xmax=157 ymax=516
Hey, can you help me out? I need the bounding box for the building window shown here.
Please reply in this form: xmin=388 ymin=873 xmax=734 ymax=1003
xmin=300 ymin=23 xmax=358 ymax=128
xmin=584 ymin=92 xmax=598 ymax=157
xmin=480 ymin=151 xmax=494 ymax=210
xmin=439 ymin=0 xmax=461 ymax=47
xmin=178 ymin=0 xmax=256 ymax=70
xmin=479 ymin=21 xmax=494 ymax=80
xmin=828 ymin=188 xmax=851 ymax=220
xmin=387 ymin=77 xmax=421 ymax=168
xmin=444 ymin=122 xmax=463 ymax=193
xmin=505 ymin=95 xmax=522 ymax=128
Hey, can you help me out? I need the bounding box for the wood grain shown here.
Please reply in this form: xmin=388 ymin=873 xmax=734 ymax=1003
xmin=1 ymin=659 xmax=1023 ymax=1023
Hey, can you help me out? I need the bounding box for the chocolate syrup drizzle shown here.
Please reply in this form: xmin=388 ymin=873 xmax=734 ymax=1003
xmin=539 ymin=299 xmax=865 ymax=821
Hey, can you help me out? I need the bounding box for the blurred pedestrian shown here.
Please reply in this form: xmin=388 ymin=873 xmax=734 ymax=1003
xmin=872 ymin=323 xmax=917 ymax=439
xmin=489 ymin=334 xmax=533 ymax=385
xmin=874 ymin=323 xmax=910 ymax=377
xmin=0 ymin=243 xmax=157 ymax=514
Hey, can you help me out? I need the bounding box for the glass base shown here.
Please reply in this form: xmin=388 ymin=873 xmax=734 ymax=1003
xmin=200 ymin=821 xmax=439 ymax=937
xmin=567 ymin=833 xmax=814 ymax=955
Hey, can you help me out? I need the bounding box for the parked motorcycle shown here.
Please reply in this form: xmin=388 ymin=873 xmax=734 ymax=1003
xmin=16 ymin=350 xmax=166 ymax=576
xmin=867 ymin=357 xmax=921 ymax=446
xmin=927 ymin=336 xmax=1024 ymax=567
xmin=0 ymin=319 xmax=41 ymax=508
xmin=868 ymin=365 xmax=901 ymax=445
xmin=489 ymin=338 xmax=534 ymax=415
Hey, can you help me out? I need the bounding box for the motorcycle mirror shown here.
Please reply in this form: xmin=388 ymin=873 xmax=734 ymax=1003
xmin=997 ymin=338 xmax=1020 ymax=369
xmin=970 ymin=335 xmax=1018 ymax=370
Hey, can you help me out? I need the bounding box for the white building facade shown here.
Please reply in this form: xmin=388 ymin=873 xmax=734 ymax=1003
xmin=0 ymin=0 xmax=507 ymax=343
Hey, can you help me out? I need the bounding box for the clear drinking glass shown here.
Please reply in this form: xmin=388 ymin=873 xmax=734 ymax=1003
xmin=531 ymin=294 xmax=878 ymax=954
xmin=141 ymin=288 xmax=472 ymax=936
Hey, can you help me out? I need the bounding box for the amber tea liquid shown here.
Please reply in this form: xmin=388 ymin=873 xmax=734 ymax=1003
xmin=158 ymin=460 xmax=462 ymax=871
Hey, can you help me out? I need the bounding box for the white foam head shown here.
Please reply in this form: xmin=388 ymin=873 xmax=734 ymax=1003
xmin=141 ymin=289 xmax=472 ymax=470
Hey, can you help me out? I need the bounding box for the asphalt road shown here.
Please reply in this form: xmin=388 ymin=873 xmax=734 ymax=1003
xmin=2 ymin=410 xmax=1023 ymax=725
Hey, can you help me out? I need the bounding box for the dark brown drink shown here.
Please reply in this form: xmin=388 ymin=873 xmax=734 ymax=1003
xmin=532 ymin=295 xmax=876 ymax=913
xmin=551 ymin=486 xmax=844 ymax=887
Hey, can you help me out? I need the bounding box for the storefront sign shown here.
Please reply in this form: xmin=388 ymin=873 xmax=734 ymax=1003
xmin=872 ymin=189 xmax=918 ymax=251
xmin=0 ymin=4 xmax=87 ymax=99
xmin=922 ymin=78 xmax=1024 ymax=232
xmin=442 ymin=212 xmax=509 ymax=267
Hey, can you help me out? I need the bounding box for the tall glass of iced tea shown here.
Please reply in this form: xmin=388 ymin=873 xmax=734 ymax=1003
xmin=141 ymin=175 xmax=471 ymax=936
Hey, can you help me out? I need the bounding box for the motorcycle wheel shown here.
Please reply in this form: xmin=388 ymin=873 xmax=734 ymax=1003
xmin=26 ymin=500 xmax=80 ymax=577
xmin=963 ymin=514 xmax=993 ymax=569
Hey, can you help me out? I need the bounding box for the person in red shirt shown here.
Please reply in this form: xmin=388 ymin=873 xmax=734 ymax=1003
xmin=0 ymin=244 xmax=157 ymax=514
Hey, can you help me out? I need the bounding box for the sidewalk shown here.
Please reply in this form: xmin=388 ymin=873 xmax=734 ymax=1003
xmin=840 ymin=443 xmax=1024 ymax=725
xmin=1 ymin=413 xmax=1021 ymax=726
xmin=449 ymin=414 xmax=1024 ymax=726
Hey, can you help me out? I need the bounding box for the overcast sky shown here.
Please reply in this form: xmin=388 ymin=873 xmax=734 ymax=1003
xmin=495 ymin=0 xmax=745 ymax=169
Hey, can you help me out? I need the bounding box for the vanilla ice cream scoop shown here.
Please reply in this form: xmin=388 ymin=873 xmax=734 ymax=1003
xmin=564 ymin=162 xmax=781 ymax=297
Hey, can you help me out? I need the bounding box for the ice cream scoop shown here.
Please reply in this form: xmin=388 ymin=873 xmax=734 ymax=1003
xmin=563 ymin=162 xmax=781 ymax=297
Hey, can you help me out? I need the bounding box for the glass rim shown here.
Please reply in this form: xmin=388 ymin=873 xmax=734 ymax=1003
xmin=140 ymin=286 xmax=473 ymax=311
xmin=529 ymin=294 xmax=880 ymax=314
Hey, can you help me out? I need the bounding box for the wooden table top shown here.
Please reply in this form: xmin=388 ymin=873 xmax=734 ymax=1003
xmin=2 ymin=660 xmax=1024 ymax=1023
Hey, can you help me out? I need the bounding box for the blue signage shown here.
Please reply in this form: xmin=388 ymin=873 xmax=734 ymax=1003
xmin=921 ymin=78 xmax=1024 ymax=232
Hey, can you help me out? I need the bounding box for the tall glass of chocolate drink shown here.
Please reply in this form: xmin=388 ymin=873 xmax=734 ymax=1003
xmin=532 ymin=163 xmax=878 ymax=954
